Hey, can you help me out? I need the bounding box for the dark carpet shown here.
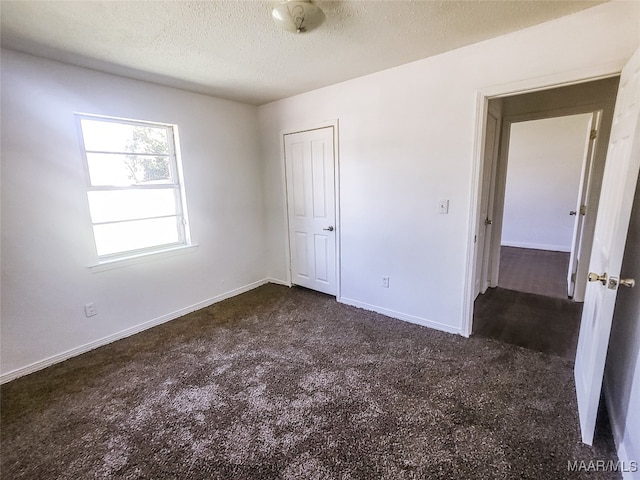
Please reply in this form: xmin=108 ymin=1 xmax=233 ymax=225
xmin=473 ymin=287 xmax=582 ymax=360
xmin=499 ymin=246 xmax=570 ymax=299
xmin=1 ymin=284 xmax=618 ymax=479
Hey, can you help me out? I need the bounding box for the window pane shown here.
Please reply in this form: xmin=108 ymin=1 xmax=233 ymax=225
xmin=80 ymin=119 xmax=170 ymax=154
xmin=88 ymin=189 xmax=178 ymax=223
xmin=86 ymin=153 xmax=172 ymax=186
xmin=78 ymin=114 xmax=190 ymax=260
xmin=93 ymin=217 xmax=180 ymax=256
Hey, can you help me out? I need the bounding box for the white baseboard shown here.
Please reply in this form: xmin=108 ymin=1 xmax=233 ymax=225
xmin=2 ymin=282 xmax=460 ymax=384
xmin=603 ymin=375 xmax=640 ymax=479
xmin=501 ymin=241 xmax=570 ymax=253
xmin=338 ymin=296 xmax=462 ymax=336
xmin=266 ymin=277 xmax=291 ymax=287
xmin=0 ymin=278 xmax=277 ymax=385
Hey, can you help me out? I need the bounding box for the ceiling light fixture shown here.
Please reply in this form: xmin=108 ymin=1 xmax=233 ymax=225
xmin=271 ymin=0 xmax=325 ymax=34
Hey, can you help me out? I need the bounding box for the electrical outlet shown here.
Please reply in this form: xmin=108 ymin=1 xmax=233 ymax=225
xmin=84 ymin=302 xmax=97 ymax=317
xmin=382 ymin=276 xmax=390 ymax=288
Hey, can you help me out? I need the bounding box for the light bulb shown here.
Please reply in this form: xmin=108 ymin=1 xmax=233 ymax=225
xmin=272 ymin=1 xmax=325 ymax=34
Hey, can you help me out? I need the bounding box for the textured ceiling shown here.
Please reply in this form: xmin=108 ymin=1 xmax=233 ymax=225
xmin=1 ymin=1 xmax=608 ymax=105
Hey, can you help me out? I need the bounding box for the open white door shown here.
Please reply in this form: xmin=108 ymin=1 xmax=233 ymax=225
xmin=284 ymin=127 xmax=337 ymax=295
xmin=474 ymin=109 xmax=501 ymax=298
xmin=574 ymin=48 xmax=640 ymax=445
xmin=567 ymin=111 xmax=601 ymax=299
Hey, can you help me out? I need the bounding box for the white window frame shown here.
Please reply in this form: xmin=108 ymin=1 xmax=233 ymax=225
xmin=76 ymin=113 xmax=194 ymax=268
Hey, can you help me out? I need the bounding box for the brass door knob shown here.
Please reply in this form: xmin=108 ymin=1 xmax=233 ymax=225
xmin=620 ymin=278 xmax=636 ymax=288
xmin=588 ymin=272 xmax=607 ymax=285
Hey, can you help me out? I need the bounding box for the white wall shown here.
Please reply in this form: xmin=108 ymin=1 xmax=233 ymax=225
xmin=259 ymin=1 xmax=639 ymax=334
xmin=605 ymin=165 xmax=640 ymax=479
xmin=0 ymin=50 xmax=267 ymax=379
xmin=502 ymin=114 xmax=592 ymax=252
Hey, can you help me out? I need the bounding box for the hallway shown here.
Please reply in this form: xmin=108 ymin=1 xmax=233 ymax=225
xmin=473 ymin=247 xmax=581 ymax=359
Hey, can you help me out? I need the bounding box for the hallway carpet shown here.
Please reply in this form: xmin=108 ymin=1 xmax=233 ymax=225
xmin=473 ymin=287 xmax=582 ymax=360
xmin=499 ymin=246 xmax=571 ymax=299
xmin=2 ymin=284 xmax=617 ymax=479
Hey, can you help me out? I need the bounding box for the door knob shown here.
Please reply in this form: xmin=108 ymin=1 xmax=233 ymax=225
xmin=588 ymin=272 xmax=607 ymax=285
xmin=323 ymin=226 xmax=334 ymax=231
xmin=620 ymin=278 xmax=636 ymax=288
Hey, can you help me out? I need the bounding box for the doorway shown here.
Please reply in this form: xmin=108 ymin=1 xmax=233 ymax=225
xmin=499 ymin=113 xmax=595 ymax=299
xmin=471 ymin=77 xmax=620 ymax=358
xmin=474 ymin=113 xmax=595 ymax=358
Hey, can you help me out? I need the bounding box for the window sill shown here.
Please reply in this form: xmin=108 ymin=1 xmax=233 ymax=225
xmin=88 ymin=244 xmax=199 ymax=273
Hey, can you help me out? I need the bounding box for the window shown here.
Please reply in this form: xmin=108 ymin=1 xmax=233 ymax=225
xmin=77 ymin=114 xmax=191 ymax=262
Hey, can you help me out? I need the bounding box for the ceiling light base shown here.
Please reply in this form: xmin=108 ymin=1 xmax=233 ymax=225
xmin=272 ymin=1 xmax=325 ymax=34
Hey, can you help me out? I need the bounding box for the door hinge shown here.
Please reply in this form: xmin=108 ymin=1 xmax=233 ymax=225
xmin=571 ymin=272 xmax=576 ymax=283
xmin=590 ymin=129 xmax=598 ymax=140
xmin=580 ymin=205 xmax=587 ymax=216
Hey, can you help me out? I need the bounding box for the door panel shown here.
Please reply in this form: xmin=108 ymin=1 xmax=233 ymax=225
xmin=292 ymin=142 xmax=306 ymax=217
xmin=475 ymin=109 xmax=500 ymax=297
xmin=568 ymin=112 xmax=601 ymax=299
xmin=314 ymin=234 xmax=329 ymax=282
xmin=285 ymin=127 xmax=337 ymax=295
xmin=294 ymin=232 xmax=309 ymax=278
xmin=575 ymin=49 xmax=640 ymax=445
xmin=312 ymin=141 xmax=327 ymax=217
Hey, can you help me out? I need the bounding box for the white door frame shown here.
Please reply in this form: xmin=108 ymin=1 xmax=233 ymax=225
xmin=462 ymin=64 xmax=626 ymax=337
xmin=280 ymin=119 xmax=341 ymax=298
